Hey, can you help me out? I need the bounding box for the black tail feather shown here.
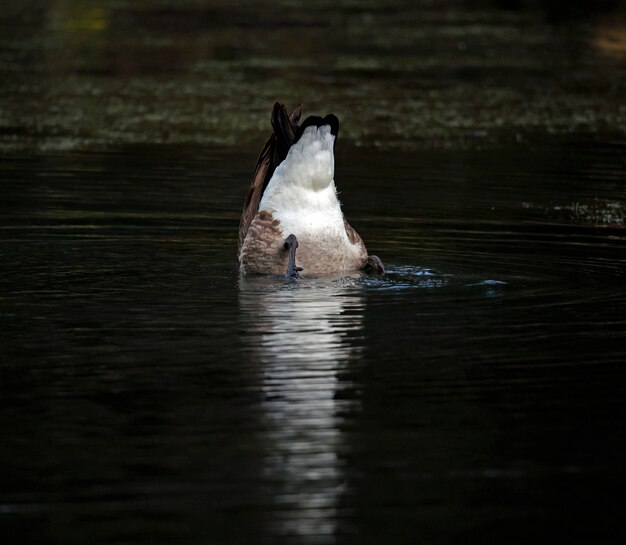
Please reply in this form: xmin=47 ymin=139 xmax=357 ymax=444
xmin=294 ymin=113 xmax=339 ymax=144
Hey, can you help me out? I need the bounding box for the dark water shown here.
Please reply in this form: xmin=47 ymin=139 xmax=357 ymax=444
xmin=2 ymin=141 xmax=625 ymax=544
xmin=2 ymin=1 xmax=626 ymax=544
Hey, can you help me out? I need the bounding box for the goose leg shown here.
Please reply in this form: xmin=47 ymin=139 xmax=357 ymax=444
xmin=364 ymin=255 xmax=385 ymax=275
xmin=284 ymin=234 xmax=303 ymax=278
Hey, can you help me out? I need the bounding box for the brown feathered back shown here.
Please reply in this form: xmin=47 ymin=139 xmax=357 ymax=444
xmin=238 ymin=103 xmax=302 ymax=253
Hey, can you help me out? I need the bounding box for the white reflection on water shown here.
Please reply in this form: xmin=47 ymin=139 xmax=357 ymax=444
xmin=239 ymin=278 xmax=365 ymax=543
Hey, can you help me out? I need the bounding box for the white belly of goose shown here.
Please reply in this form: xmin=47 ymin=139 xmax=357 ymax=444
xmin=258 ymin=124 xmax=363 ymax=263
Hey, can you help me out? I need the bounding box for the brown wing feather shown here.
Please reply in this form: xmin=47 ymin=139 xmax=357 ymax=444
xmin=343 ymin=217 xmax=364 ymax=246
xmin=238 ymin=134 xmax=276 ymax=252
xmin=238 ymin=103 xmax=302 ymax=254
xmin=288 ymin=103 xmax=302 ymax=126
xmin=343 ymin=217 xmax=385 ymax=273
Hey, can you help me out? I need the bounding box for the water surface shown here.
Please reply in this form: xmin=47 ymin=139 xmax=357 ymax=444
xmin=2 ymin=141 xmax=625 ymax=544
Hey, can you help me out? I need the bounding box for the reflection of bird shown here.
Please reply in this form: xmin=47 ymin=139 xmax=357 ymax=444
xmin=238 ymin=103 xmax=384 ymax=277
xmin=238 ymin=278 xmax=365 ymax=539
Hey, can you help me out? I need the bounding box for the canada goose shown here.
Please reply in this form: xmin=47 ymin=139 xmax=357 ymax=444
xmin=238 ymin=103 xmax=384 ymax=277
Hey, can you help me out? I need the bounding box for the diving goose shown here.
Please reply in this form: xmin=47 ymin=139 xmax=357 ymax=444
xmin=238 ymin=103 xmax=384 ymax=277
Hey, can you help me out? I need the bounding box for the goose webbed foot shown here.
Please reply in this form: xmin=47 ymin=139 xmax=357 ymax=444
xmin=284 ymin=234 xmax=303 ymax=278
xmin=364 ymin=255 xmax=385 ymax=275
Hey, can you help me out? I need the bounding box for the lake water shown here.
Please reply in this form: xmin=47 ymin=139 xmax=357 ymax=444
xmin=1 ymin=1 xmax=626 ymax=544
